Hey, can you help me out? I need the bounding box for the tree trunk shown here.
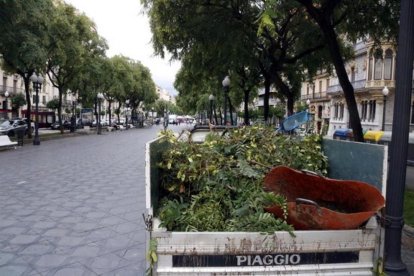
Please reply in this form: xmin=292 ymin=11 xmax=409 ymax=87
xmin=263 ymin=77 xmax=271 ymax=123
xmin=23 ymin=76 xmax=33 ymax=138
xmin=274 ymin=74 xmax=294 ymax=116
xmin=213 ymin=102 xmax=218 ymax=125
xmin=322 ymin=24 xmax=364 ymax=141
xmin=108 ymin=101 xmax=112 ymax=126
xmin=296 ymin=1 xmax=364 ymax=142
xmin=58 ymin=88 xmax=63 ymax=134
xmin=94 ymin=97 xmax=98 ymax=129
xmin=228 ymin=97 xmax=234 ymax=125
xmin=244 ymin=89 xmax=250 ymax=125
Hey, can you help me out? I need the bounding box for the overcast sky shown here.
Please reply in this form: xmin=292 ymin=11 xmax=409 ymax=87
xmin=64 ymin=0 xmax=181 ymax=96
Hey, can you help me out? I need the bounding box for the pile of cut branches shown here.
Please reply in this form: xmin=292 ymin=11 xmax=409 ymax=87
xmin=157 ymin=126 xmax=328 ymax=232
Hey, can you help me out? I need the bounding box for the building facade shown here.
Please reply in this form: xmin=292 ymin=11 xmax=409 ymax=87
xmin=302 ymin=40 xmax=402 ymax=136
xmin=0 ymin=70 xmax=68 ymax=126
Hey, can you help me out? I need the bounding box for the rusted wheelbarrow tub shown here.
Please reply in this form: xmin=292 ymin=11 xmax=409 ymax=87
xmin=264 ymin=166 xmax=385 ymax=230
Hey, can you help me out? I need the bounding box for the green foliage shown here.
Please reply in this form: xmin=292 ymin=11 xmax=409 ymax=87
xmin=157 ymin=126 xmax=328 ymax=232
xmin=11 ymin=93 xmax=26 ymax=108
xmin=146 ymin=239 xmax=158 ymax=276
xmin=46 ymin=98 xmax=60 ymax=110
xmin=404 ymin=189 xmax=414 ymax=227
xmin=270 ymin=104 xmax=286 ymax=119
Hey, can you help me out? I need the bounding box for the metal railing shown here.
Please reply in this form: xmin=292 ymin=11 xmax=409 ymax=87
xmin=327 ymin=80 xmax=367 ymax=94
xmin=0 ymin=86 xmax=24 ymax=96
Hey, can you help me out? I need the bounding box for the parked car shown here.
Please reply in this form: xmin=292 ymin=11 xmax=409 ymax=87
xmin=0 ymin=119 xmax=28 ymax=137
xmin=92 ymin=119 xmax=108 ymax=127
xmin=22 ymin=118 xmax=35 ymax=133
xmin=50 ymin=120 xmax=71 ymax=130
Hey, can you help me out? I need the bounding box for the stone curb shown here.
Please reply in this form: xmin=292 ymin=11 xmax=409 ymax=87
xmin=404 ymin=224 xmax=414 ymax=237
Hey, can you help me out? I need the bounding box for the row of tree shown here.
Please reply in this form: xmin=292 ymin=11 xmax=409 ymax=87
xmin=142 ymin=0 xmax=399 ymax=141
xmin=0 ymin=0 xmax=158 ymax=135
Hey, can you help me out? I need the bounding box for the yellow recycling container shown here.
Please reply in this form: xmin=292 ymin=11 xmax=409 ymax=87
xmin=364 ymin=130 xmax=384 ymax=143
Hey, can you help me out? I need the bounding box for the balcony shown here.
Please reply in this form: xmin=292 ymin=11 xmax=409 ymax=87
xmin=256 ymin=98 xmax=279 ymax=107
xmin=300 ymin=92 xmax=328 ymax=101
xmin=327 ymin=80 xmax=367 ymax=94
xmin=0 ymin=86 xmax=24 ymax=96
xmin=365 ymin=79 xmax=395 ymax=89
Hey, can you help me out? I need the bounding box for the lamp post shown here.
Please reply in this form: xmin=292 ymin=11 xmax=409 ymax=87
xmin=163 ymin=107 xmax=169 ymax=130
xmin=70 ymin=100 xmax=76 ymax=133
xmin=125 ymin=99 xmax=130 ymax=129
xmin=30 ymin=73 xmax=43 ymax=145
xmin=97 ymin=93 xmax=104 ymax=135
xmin=78 ymin=96 xmax=82 ymax=128
xmin=306 ymin=98 xmax=311 ymax=110
xmin=383 ymin=0 xmax=413 ymax=274
xmin=209 ymin=94 xmax=215 ymax=124
xmin=4 ymin=90 xmax=9 ymax=119
xmin=222 ymin=76 xmax=230 ymax=125
xmin=382 ymin=86 xmax=389 ymax=131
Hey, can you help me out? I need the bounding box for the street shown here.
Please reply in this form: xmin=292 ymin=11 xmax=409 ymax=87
xmin=0 ymin=125 xmax=175 ymax=275
xmin=0 ymin=126 xmax=413 ymax=275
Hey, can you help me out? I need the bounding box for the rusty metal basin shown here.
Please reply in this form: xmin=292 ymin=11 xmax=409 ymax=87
xmin=263 ymin=166 xmax=385 ymax=230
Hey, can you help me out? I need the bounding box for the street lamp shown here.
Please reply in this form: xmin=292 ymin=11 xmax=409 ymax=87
xmin=77 ymin=96 xmax=83 ymax=128
xmin=97 ymin=93 xmax=104 ymax=135
xmin=383 ymin=0 xmax=413 ymax=273
xmin=30 ymin=73 xmax=43 ymax=145
xmin=4 ymin=90 xmax=9 ymax=119
xmin=209 ymin=94 xmax=215 ymax=124
xmin=125 ymin=99 xmax=130 ymax=129
xmin=222 ymin=76 xmax=230 ymax=125
xmin=70 ymin=100 xmax=76 ymax=133
xmin=306 ymin=98 xmax=311 ymax=108
xmin=382 ymin=86 xmax=389 ymax=131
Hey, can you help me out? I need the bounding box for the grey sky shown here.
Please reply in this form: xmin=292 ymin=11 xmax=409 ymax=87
xmin=65 ymin=0 xmax=181 ymax=96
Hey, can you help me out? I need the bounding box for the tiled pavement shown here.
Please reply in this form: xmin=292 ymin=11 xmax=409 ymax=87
xmin=1 ymin=125 xmax=414 ymax=275
xmin=0 ymin=126 xmax=164 ymax=275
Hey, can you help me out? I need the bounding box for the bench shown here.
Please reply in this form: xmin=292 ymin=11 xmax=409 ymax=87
xmin=0 ymin=135 xmax=18 ymax=149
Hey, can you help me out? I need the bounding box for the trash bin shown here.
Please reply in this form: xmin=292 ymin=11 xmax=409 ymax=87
xmin=333 ymin=128 xmax=353 ymax=140
xmin=364 ymin=130 xmax=384 ymax=143
xmin=16 ymin=129 xmax=25 ymax=146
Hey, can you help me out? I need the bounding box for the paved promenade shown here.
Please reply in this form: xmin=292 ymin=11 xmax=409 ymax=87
xmin=0 ymin=125 xmax=413 ymax=275
xmin=0 ymin=126 xmax=167 ymax=275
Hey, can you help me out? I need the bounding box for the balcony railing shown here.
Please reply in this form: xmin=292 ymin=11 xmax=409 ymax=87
xmin=327 ymin=80 xmax=367 ymax=94
xmin=0 ymin=86 xmax=24 ymax=96
xmin=300 ymin=92 xmax=328 ymax=101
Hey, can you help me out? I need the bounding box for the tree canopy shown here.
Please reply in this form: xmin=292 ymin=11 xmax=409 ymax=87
xmin=143 ymin=0 xmax=399 ymax=134
xmin=0 ymin=0 xmax=159 ymax=132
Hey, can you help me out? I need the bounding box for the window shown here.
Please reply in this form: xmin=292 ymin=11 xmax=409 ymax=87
xmin=334 ymin=102 xmax=344 ymax=120
xmin=361 ymin=101 xmax=368 ymax=121
xmin=2 ymin=77 xmax=7 ymax=91
xmin=351 ymin=67 xmax=355 ymax=83
xmin=384 ymin=49 xmax=393 ymax=80
xmin=306 ymin=84 xmax=309 ymax=95
xmin=326 ymin=78 xmax=330 ymax=88
xmin=13 ymin=79 xmax=17 ymax=93
xmin=319 ymin=80 xmax=322 ymax=93
xmin=339 ymin=103 xmax=344 ymax=120
xmin=374 ymin=49 xmax=383 ymax=80
xmin=368 ymin=54 xmax=373 ymax=80
xmin=42 ymin=96 xmax=46 ymax=105
xmin=368 ymin=100 xmax=376 ymax=122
